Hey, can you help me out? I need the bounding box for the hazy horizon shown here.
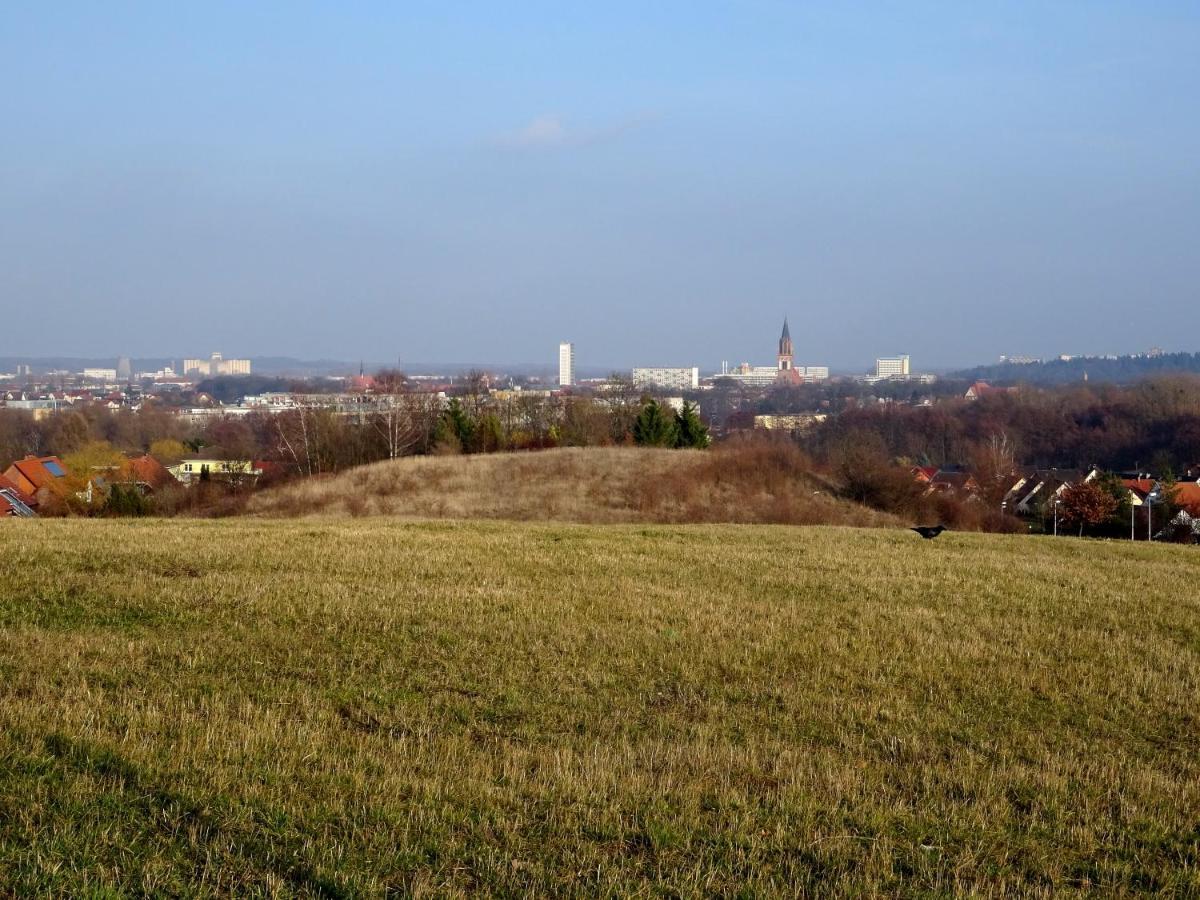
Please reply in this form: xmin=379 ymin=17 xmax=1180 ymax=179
xmin=3 ymin=3 xmax=1197 ymax=369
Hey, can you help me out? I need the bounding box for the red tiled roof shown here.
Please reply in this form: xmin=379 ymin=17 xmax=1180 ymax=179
xmin=0 ymin=473 xmax=36 ymax=511
xmin=126 ymin=455 xmax=176 ymax=491
xmin=1174 ymin=483 xmax=1200 ymax=515
xmin=4 ymin=456 xmax=67 ymax=494
xmin=1122 ymin=478 xmax=1155 ymax=496
xmin=929 ymin=470 xmax=978 ymax=492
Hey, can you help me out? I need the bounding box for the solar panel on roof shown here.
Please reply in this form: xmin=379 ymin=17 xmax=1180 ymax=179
xmin=43 ymin=461 xmax=65 ymax=477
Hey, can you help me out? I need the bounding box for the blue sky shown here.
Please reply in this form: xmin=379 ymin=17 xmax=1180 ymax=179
xmin=2 ymin=2 xmax=1198 ymax=370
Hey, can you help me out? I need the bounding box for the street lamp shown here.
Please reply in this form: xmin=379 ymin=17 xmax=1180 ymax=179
xmin=1053 ymin=499 xmax=1062 ymax=537
xmin=1146 ymin=490 xmax=1160 ymax=542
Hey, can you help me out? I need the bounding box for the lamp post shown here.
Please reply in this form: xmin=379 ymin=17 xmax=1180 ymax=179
xmin=1146 ymin=490 xmax=1159 ymax=542
xmin=1053 ymin=499 xmax=1061 ymax=537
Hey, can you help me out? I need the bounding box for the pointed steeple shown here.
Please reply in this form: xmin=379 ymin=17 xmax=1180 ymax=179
xmin=777 ymin=317 xmax=794 ymax=370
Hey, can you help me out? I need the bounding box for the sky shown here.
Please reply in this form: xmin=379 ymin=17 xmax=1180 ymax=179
xmin=2 ymin=2 xmax=1198 ymax=371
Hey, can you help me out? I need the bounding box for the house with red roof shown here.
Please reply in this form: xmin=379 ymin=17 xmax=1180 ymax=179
xmin=964 ymin=381 xmax=1019 ymax=401
xmin=2 ymin=456 xmax=69 ymax=500
xmin=123 ymin=454 xmax=177 ymax=493
xmin=910 ymin=465 xmax=939 ymax=484
xmin=1173 ymin=483 xmax=1200 ymax=516
xmin=1121 ymin=478 xmax=1156 ymax=506
xmin=927 ymin=469 xmax=980 ymax=496
xmin=0 ymin=473 xmax=37 ymax=517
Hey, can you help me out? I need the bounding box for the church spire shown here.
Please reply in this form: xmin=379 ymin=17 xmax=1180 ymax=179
xmin=777 ymin=317 xmax=794 ymax=370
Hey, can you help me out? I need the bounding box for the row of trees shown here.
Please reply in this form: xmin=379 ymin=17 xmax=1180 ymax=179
xmin=0 ymin=387 xmax=713 ymax=486
xmin=801 ymin=376 xmax=1200 ymax=474
xmin=1050 ymin=472 xmax=1188 ymax=540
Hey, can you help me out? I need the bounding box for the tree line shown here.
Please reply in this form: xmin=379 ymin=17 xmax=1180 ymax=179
xmin=800 ymin=375 xmax=1200 ymax=475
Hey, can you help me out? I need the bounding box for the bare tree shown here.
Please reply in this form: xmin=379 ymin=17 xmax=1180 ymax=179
xmin=460 ymin=369 xmax=490 ymax=418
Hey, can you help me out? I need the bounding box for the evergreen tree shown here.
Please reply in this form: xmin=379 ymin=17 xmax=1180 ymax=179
xmin=435 ymin=398 xmax=475 ymax=453
xmin=1153 ymin=470 xmax=1180 ymax=535
xmin=474 ymin=413 xmax=506 ymax=453
xmin=1094 ymin=471 xmax=1132 ymax=534
xmin=632 ymin=400 xmax=678 ymax=448
xmin=674 ymin=401 xmax=710 ymax=449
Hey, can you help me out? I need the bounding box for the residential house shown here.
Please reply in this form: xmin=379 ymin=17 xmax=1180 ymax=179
xmin=76 ymin=454 xmax=179 ymax=507
xmin=2 ymin=456 xmax=69 ymax=502
xmin=1174 ymin=482 xmax=1200 ymax=516
xmin=168 ymin=456 xmax=263 ymax=485
xmin=1120 ymin=478 xmax=1156 ymax=506
xmin=964 ymin=382 xmax=1019 ymax=401
xmin=1011 ymin=468 xmax=1098 ymax=516
xmin=0 ymin=474 xmax=37 ymax=517
xmin=910 ymin=465 xmax=939 ymax=485
xmin=122 ymin=454 xmax=177 ymax=494
xmin=927 ymin=469 xmax=980 ymax=496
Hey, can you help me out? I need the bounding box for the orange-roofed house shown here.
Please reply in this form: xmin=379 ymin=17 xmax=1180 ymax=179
xmin=1174 ymin=483 xmax=1200 ymax=516
xmin=2 ymin=456 xmax=69 ymax=500
xmin=1121 ymin=478 xmax=1156 ymax=506
xmin=0 ymin=473 xmax=37 ymax=517
xmin=964 ymin=381 xmax=1020 ymax=401
xmin=910 ymin=465 xmax=939 ymax=484
xmin=124 ymin=454 xmax=177 ymax=493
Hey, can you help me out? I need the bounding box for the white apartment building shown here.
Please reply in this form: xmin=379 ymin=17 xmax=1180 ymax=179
xmin=82 ymin=368 xmax=117 ymax=381
xmin=875 ymin=355 xmax=911 ymax=379
xmin=632 ymin=366 xmax=700 ymax=391
xmin=183 ymin=352 xmax=252 ymax=377
xmin=558 ymin=342 xmax=575 ymax=387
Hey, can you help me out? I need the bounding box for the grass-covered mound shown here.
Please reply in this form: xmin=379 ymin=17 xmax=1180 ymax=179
xmin=244 ymin=444 xmax=900 ymax=528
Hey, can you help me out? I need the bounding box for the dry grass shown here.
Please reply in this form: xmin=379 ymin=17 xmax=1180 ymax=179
xmin=246 ymin=444 xmax=899 ymax=528
xmin=1 ymin=518 xmax=1198 ymax=895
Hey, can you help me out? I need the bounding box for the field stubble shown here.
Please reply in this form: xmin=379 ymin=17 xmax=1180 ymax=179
xmin=0 ymin=518 xmax=1197 ymax=895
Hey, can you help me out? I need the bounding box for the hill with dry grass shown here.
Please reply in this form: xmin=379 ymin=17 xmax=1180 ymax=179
xmin=245 ymin=443 xmax=901 ymax=527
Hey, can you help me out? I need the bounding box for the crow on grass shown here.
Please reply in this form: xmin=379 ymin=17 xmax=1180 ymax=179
xmin=911 ymin=524 xmax=947 ymax=540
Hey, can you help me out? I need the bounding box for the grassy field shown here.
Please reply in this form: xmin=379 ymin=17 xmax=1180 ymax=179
xmin=1 ymin=519 xmax=1198 ymax=896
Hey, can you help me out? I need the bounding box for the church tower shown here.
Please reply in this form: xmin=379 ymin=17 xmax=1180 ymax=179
xmin=777 ymin=317 xmax=793 ymax=371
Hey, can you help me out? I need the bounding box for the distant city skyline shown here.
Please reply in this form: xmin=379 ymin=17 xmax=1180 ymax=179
xmin=2 ymin=4 xmax=1197 ymax=368
xmin=0 ymin=338 xmax=1184 ymax=379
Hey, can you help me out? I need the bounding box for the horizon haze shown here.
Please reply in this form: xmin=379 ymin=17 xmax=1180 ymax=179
xmin=3 ymin=3 xmax=1198 ymax=370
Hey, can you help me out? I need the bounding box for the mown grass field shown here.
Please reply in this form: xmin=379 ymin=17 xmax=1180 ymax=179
xmin=1 ymin=519 xmax=1197 ymax=896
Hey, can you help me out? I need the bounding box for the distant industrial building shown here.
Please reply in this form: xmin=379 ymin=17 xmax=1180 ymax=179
xmin=875 ymin=355 xmax=911 ymax=379
xmin=183 ymin=353 xmax=252 ymax=377
xmin=82 ymin=368 xmax=117 ymax=381
xmin=632 ymin=366 xmax=700 ymax=391
xmin=116 ymin=356 xmax=132 ymax=380
xmin=558 ymin=342 xmax=575 ymax=387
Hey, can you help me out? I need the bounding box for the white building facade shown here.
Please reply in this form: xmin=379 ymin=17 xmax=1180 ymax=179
xmin=558 ymin=342 xmax=575 ymax=387
xmin=632 ymin=367 xmax=700 ymax=391
xmin=184 ymin=353 xmax=252 ymax=377
xmin=875 ymin=355 xmax=911 ymax=379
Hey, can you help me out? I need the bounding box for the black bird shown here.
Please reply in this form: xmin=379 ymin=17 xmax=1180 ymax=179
xmin=911 ymin=525 xmax=946 ymax=540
